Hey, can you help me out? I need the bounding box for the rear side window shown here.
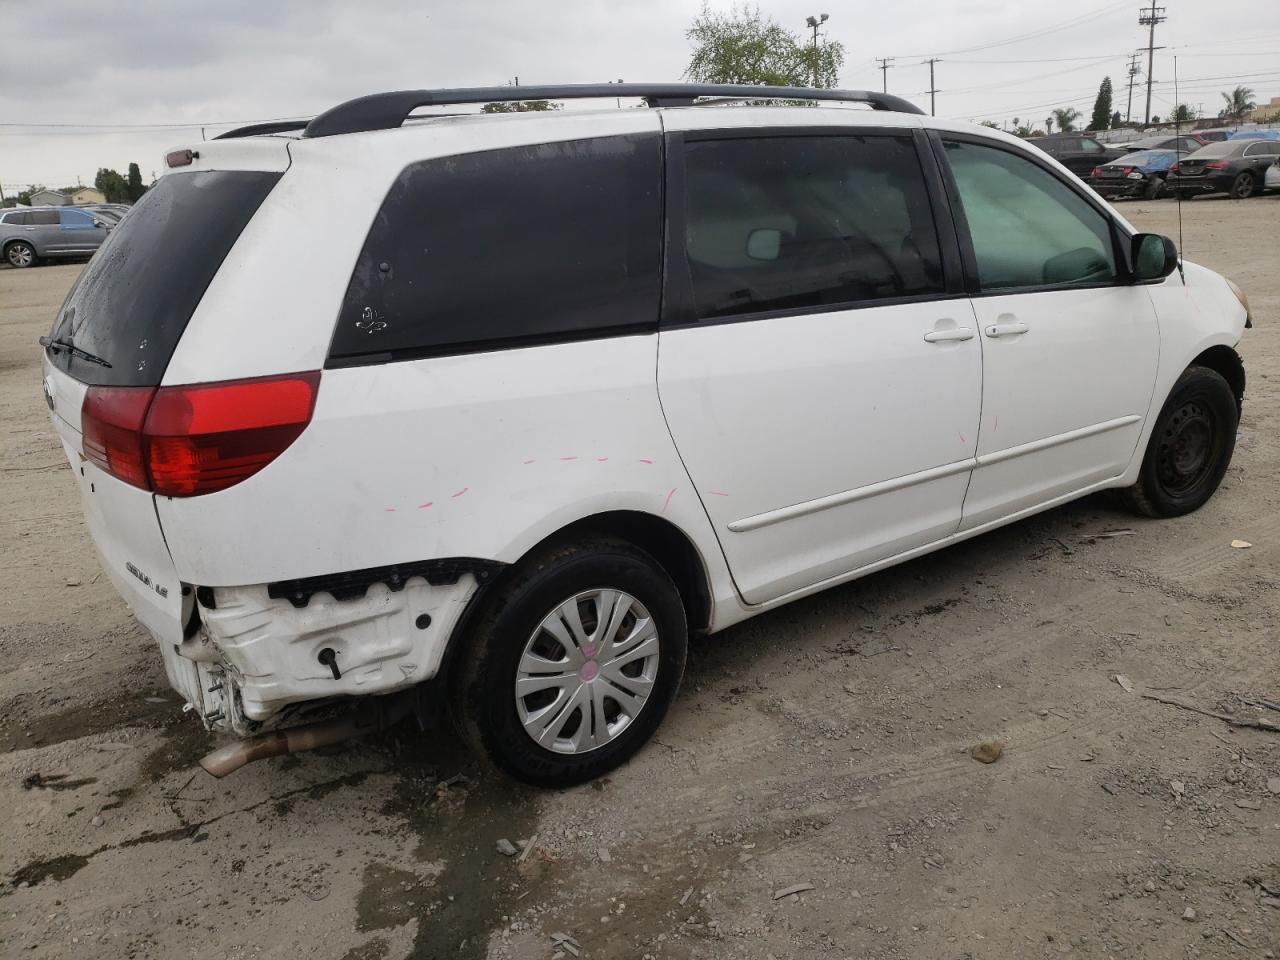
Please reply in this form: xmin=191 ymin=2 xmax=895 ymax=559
xmin=46 ymin=170 xmax=281 ymax=386
xmin=30 ymin=210 xmax=59 ymax=225
xmin=331 ymin=134 xmax=662 ymax=363
xmin=3 ymin=211 xmax=30 ymax=225
xmin=680 ymin=135 xmax=945 ymax=320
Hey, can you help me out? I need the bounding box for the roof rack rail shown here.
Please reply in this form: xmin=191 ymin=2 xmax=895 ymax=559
xmin=216 ymin=120 xmax=311 ymax=140
xmin=302 ymin=83 xmax=924 ymax=138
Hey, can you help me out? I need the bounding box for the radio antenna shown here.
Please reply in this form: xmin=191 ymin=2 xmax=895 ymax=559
xmin=1173 ymin=54 xmax=1185 ymax=280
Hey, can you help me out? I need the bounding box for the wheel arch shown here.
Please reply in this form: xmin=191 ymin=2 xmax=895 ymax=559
xmin=1190 ymin=344 xmax=1245 ymax=414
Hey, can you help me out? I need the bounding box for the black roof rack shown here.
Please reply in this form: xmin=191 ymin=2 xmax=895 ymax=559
xmin=302 ymin=84 xmax=924 ymax=138
xmin=215 ymin=120 xmax=311 ymax=140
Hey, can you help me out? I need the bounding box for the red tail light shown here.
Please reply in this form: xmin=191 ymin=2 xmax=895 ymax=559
xmin=1204 ymin=161 xmax=1227 ymax=170
xmin=1090 ymin=166 xmax=1102 ymax=178
xmin=80 ymin=372 xmax=320 ymax=497
xmin=1121 ymin=167 xmax=1134 ymax=175
xmin=1170 ymin=163 xmax=1180 ymax=173
xmin=82 ymin=386 xmax=155 ymax=489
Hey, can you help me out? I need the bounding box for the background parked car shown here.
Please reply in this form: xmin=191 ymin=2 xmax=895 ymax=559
xmin=1265 ymin=160 xmax=1280 ymax=193
xmin=1168 ymin=138 xmax=1280 ymax=199
xmin=1026 ymin=133 xmax=1125 ymax=176
xmin=1090 ymin=148 xmax=1180 ymax=199
xmin=0 ymin=206 xmax=111 ymax=268
xmin=1112 ymin=134 xmax=1209 ymax=154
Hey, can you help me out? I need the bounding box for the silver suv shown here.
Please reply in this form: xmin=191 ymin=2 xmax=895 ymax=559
xmin=1 ymin=206 xmax=110 ymax=268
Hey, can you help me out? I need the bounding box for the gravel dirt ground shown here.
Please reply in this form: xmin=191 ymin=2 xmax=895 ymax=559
xmin=2 ymin=196 xmax=1278 ymax=960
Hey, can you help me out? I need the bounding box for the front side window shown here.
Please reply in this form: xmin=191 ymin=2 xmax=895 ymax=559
xmin=944 ymin=140 xmax=1117 ymax=291
xmin=681 ymin=135 xmax=945 ymax=320
xmin=1080 ymin=139 xmax=1105 ymax=153
xmin=332 ymin=134 xmax=662 ymax=362
xmin=59 ymin=209 xmax=95 ymax=227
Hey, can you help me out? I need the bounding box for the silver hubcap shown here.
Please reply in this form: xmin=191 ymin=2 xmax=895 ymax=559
xmin=515 ymin=589 xmax=660 ymax=755
xmin=8 ymin=245 xmax=32 ymax=267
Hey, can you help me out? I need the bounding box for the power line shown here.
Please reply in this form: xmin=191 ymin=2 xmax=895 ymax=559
xmin=891 ymin=0 xmax=1129 ymax=58
xmin=1138 ymin=2 xmax=1167 ymax=124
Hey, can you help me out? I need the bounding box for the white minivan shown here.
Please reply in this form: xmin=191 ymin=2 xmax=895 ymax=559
xmin=41 ymin=84 xmax=1251 ymax=786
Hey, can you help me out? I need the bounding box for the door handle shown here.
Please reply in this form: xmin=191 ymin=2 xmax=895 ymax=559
xmin=923 ymin=327 xmax=975 ymax=343
xmin=985 ymin=320 xmax=1029 ymax=338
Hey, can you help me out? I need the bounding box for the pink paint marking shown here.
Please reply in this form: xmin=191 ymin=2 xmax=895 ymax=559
xmin=958 ymin=432 xmax=966 ymax=444
xmin=418 ymin=501 xmax=434 ymax=509
xmin=452 ymin=487 xmax=468 ymax=498
xmin=560 ymin=456 xmax=578 ymax=461
xmin=993 ymin=415 xmax=998 ymax=431
xmin=384 ymin=507 xmax=397 ymax=513
xmin=638 ymin=458 xmax=654 ymax=465
xmin=709 ymin=490 xmax=729 ymax=497
xmin=596 ymin=457 xmax=609 ymax=462
xmin=661 ymin=487 xmax=677 ymax=514
xmin=522 ymin=459 xmax=536 ymax=465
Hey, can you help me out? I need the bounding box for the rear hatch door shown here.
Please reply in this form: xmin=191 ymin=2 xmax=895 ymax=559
xmin=41 ymin=144 xmax=288 ymax=696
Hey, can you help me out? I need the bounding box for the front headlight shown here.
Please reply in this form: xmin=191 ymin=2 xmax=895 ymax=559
xmin=1226 ymin=277 xmax=1253 ymax=328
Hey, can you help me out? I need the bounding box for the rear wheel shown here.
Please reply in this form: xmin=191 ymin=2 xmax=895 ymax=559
xmin=1124 ymin=365 xmax=1238 ymax=518
xmin=452 ymin=538 xmax=687 ymax=787
xmin=5 ymin=241 xmax=35 ymax=268
xmin=1229 ymin=172 xmax=1255 ymax=199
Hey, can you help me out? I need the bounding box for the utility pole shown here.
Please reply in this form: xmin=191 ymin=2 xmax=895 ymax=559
xmin=1125 ymin=51 xmax=1141 ymax=123
xmin=875 ymin=57 xmax=894 ymax=93
xmin=923 ymin=58 xmax=941 ymax=116
xmin=1138 ymin=3 xmax=1166 ymax=124
xmin=805 ymin=14 xmax=829 ymax=87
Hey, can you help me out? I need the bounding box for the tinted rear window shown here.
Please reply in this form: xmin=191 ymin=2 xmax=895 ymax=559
xmin=1190 ymin=142 xmax=1242 ymax=158
xmin=330 ymin=134 xmax=662 ymax=364
xmin=46 ymin=170 xmax=281 ymax=386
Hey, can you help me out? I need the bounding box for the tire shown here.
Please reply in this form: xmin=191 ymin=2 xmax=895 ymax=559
xmin=1229 ymin=172 xmax=1255 ymax=199
xmin=5 ymin=241 xmax=35 ymax=269
xmin=451 ymin=538 xmax=688 ymax=787
xmin=1123 ymin=365 xmax=1238 ymax=518
xmin=1144 ymin=176 xmax=1165 ymax=200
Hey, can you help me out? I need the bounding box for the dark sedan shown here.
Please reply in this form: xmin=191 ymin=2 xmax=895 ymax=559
xmin=1168 ymin=139 xmax=1280 ymax=199
xmin=1026 ymin=133 xmax=1126 ymax=177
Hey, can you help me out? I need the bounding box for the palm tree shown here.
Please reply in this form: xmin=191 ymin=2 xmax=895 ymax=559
xmin=1220 ymin=86 xmax=1256 ymax=123
xmin=1052 ymin=107 xmax=1081 ymax=133
xmin=1045 ymin=114 xmax=1054 ymax=134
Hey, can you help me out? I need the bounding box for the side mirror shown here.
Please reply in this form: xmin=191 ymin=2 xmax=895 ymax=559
xmin=1132 ymin=232 xmax=1178 ymax=281
xmin=93 ymin=219 xmax=106 ymax=229
xmin=745 ymin=228 xmax=782 ymax=261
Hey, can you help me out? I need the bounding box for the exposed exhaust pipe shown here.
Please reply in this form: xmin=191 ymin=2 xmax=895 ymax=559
xmin=199 ymin=694 xmax=413 ymax=777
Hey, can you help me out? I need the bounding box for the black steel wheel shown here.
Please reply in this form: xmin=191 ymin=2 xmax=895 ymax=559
xmin=1124 ymin=365 xmax=1238 ymax=517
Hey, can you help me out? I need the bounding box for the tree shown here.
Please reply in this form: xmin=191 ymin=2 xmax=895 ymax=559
xmin=980 ymin=120 xmax=1000 ymax=129
xmin=1045 ymin=115 xmax=1054 ymax=134
xmin=94 ymin=168 xmax=130 ymax=203
xmin=1089 ymin=76 xmax=1113 ymax=131
xmin=1052 ymin=107 xmax=1080 ymax=132
xmin=1172 ymin=104 xmax=1195 ymax=122
xmin=1220 ymin=85 xmax=1256 ymax=123
xmin=481 ymin=100 xmax=560 ymax=113
xmin=1110 ymin=110 xmax=1122 ymax=128
xmin=13 ymin=185 xmax=46 ymax=206
xmin=126 ymin=163 xmax=146 ymax=202
xmin=685 ymin=4 xmax=844 ymax=89
xmin=1014 ymin=122 xmax=1036 ymax=137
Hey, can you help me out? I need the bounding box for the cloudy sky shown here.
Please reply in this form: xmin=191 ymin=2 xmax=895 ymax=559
xmin=2 ymin=0 xmax=1276 ymax=192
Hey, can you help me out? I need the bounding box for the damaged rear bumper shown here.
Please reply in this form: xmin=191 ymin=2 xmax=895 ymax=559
xmin=170 ymin=560 xmax=501 ymax=736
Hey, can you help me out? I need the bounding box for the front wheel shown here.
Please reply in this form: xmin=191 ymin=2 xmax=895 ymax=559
xmin=452 ymin=538 xmax=688 ymax=787
xmin=5 ymin=241 xmax=35 ymax=268
xmin=1124 ymin=365 xmax=1238 ymax=518
xmin=1229 ymin=172 xmax=1255 ymax=199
